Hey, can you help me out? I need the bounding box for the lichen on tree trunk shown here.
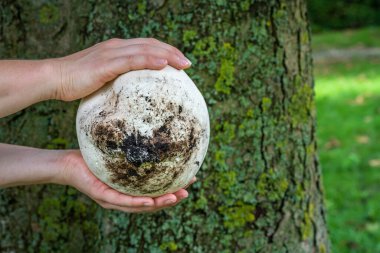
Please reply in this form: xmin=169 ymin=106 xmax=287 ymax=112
xmin=0 ymin=0 xmax=329 ymax=252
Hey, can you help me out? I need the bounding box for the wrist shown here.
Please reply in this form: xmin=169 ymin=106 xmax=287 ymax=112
xmin=0 ymin=144 xmax=70 ymax=188
xmin=52 ymin=150 xmax=82 ymax=186
xmin=39 ymin=58 xmax=63 ymax=101
xmin=0 ymin=59 xmax=63 ymax=117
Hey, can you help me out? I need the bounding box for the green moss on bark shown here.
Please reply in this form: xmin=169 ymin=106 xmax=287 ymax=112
xmin=39 ymin=4 xmax=60 ymax=24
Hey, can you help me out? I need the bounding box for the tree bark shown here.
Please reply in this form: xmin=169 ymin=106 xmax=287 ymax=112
xmin=0 ymin=0 xmax=330 ymax=252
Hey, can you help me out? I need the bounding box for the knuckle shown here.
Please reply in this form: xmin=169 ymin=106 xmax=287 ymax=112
xmin=162 ymin=48 xmax=176 ymax=58
xmin=146 ymin=57 xmax=162 ymax=69
xmin=104 ymin=38 xmax=122 ymax=47
xmin=167 ymin=50 xmax=180 ymax=59
xmin=147 ymin=37 xmax=159 ymax=44
xmin=145 ymin=56 xmax=156 ymax=65
xmin=118 ymin=55 xmax=135 ymax=70
xmin=89 ymin=189 xmax=101 ymax=201
xmin=166 ymin=45 xmax=178 ymax=54
xmin=125 ymin=55 xmax=135 ymax=64
xmin=139 ymin=56 xmax=150 ymax=68
xmin=173 ymin=45 xmax=184 ymax=54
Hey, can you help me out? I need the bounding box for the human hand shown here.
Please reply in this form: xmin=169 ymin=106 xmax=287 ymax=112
xmin=50 ymin=38 xmax=191 ymax=101
xmin=58 ymin=150 xmax=196 ymax=213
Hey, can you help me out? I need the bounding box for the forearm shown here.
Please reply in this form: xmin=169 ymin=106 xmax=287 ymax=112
xmin=0 ymin=60 xmax=57 ymax=118
xmin=0 ymin=143 xmax=64 ymax=188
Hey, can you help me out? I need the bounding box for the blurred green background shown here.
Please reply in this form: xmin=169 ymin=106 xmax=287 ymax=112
xmin=309 ymin=1 xmax=380 ymax=252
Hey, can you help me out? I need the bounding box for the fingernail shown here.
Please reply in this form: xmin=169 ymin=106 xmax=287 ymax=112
xmin=143 ymin=202 xmax=154 ymax=207
xmin=156 ymin=58 xmax=167 ymax=65
xmin=180 ymin=58 xmax=191 ymax=67
xmin=165 ymin=199 xmax=175 ymax=205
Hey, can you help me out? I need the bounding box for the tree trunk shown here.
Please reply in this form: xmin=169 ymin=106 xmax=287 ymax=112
xmin=0 ymin=0 xmax=330 ymax=252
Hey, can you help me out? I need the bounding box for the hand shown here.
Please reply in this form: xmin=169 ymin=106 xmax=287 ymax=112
xmin=0 ymin=38 xmax=191 ymax=118
xmin=51 ymin=38 xmax=192 ymax=101
xmin=58 ymin=150 xmax=196 ymax=213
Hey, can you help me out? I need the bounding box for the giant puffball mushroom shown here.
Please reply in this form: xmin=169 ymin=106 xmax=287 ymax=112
xmin=76 ymin=66 xmax=210 ymax=197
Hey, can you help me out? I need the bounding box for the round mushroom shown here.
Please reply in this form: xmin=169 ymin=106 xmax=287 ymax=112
xmin=76 ymin=66 xmax=210 ymax=197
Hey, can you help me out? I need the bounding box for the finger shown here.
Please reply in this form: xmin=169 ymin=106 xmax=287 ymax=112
xmin=93 ymin=183 xmax=155 ymax=207
xmin=106 ymin=55 xmax=168 ymax=78
xmin=97 ymin=199 xmax=169 ymax=213
xmin=124 ymin=38 xmax=186 ymax=59
xmin=184 ymin=177 xmax=197 ymax=189
xmin=173 ymin=189 xmax=189 ymax=201
xmin=148 ymin=195 xmax=185 ymax=213
xmin=154 ymin=193 xmax=177 ymax=207
xmin=102 ymin=38 xmax=186 ymax=59
xmin=130 ymin=40 xmax=187 ymax=62
xmin=110 ymin=44 xmax=191 ymax=69
xmin=140 ymin=191 xmax=187 ymax=212
xmin=99 ymin=201 xmax=155 ymax=213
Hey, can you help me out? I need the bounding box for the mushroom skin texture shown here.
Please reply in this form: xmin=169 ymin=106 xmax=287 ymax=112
xmin=76 ymin=66 xmax=210 ymax=197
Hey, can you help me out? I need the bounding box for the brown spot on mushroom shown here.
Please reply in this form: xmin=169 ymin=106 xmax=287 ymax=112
xmin=89 ymin=99 xmax=202 ymax=195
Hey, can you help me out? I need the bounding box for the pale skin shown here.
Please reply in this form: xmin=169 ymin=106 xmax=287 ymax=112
xmin=0 ymin=38 xmax=196 ymax=213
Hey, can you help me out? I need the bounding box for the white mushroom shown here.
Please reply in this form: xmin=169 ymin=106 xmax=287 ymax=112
xmin=76 ymin=66 xmax=210 ymax=197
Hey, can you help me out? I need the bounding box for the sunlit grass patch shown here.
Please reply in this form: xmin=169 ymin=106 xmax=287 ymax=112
xmin=315 ymin=58 xmax=380 ymax=253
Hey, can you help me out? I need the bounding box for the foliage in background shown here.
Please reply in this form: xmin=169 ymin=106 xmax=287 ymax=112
xmin=313 ymin=28 xmax=380 ymax=252
xmin=315 ymin=55 xmax=380 ymax=251
xmin=308 ymin=0 xmax=380 ymax=31
xmin=312 ymin=27 xmax=380 ymax=51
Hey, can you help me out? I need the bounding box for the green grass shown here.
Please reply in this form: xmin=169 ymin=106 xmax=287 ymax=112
xmin=315 ymin=58 xmax=380 ymax=253
xmin=312 ymin=26 xmax=380 ymax=51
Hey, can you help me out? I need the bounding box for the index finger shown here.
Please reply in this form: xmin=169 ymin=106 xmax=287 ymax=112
xmin=98 ymin=186 xmax=155 ymax=207
xmin=109 ymin=38 xmax=186 ymax=59
xmin=146 ymin=38 xmax=186 ymax=59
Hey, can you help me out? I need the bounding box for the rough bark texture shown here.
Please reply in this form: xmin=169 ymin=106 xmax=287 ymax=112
xmin=0 ymin=1 xmax=329 ymax=252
